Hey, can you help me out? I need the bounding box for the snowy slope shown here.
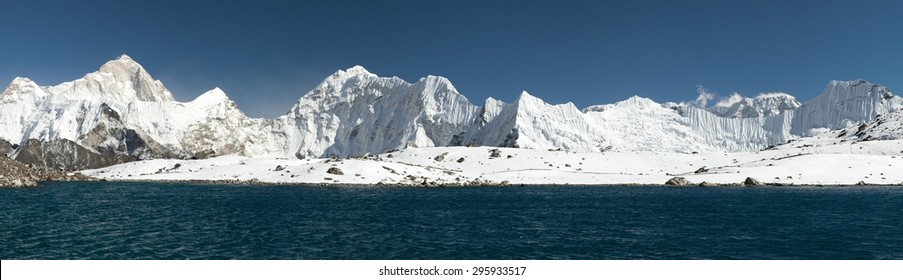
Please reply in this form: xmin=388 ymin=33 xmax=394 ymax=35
xmin=791 ymin=79 xmax=902 ymax=136
xmin=832 ymin=109 xmax=903 ymax=141
xmin=458 ymin=91 xmax=609 ymax=151
xmin=457 ymin=94 xmax=795 ymax=153
xmin=275 ymin=66 xmax=479 ymax=158
xmin=84 ymin=141 xmax=903 ymax=186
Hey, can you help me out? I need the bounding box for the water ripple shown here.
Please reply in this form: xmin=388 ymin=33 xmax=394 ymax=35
xmin=1 ymin=182 xmax=902 ymax=259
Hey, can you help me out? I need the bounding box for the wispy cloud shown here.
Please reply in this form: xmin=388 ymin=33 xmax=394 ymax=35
xmin=694 ymin=85 xmax=715 ymax=107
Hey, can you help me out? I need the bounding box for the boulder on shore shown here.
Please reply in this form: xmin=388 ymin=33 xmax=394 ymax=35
xmin=665 ymin=177 xmax=691 ymax=186
xmin=744 ymin=177 xmax=763 ymax=186
xmin=327 ymin=167 xmax=344 ymax=175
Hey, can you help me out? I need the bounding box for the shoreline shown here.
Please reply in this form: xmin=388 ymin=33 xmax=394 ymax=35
xmin=42 ymin=178 xmax=903 ymax=188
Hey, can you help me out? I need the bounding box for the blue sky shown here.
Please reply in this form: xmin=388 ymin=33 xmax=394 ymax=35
xmin=2 ymin=0 xmax=901 ymax=117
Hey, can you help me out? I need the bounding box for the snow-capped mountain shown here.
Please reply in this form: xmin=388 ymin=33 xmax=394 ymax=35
xmin=708 ymin=92 xmax=801 ymax=118
xmin=790 ymin=79 xmax=901 ymax=136
xmin=457 ymin=91 xmax=609 ymax=151
xmin=1 ymin=55 xmax=901 ymax=170
xmin=275 ymin=66 xmax=479 ymax=158
xmin=0 ymin=55 xmax=269 ymax=168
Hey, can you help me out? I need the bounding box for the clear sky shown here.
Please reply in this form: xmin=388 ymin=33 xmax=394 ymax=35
xmin=2 ymin=0 xmax=901 ymax=117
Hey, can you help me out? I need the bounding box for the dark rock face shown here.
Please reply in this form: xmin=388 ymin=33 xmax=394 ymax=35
xmin=0 ymin=139 xmax=12 ymax=157
xmin=0 ymin=156 xmax=91 ymax=188
xmin=14 ymin=139 xmax=135 ymax=171
xmin=9 ymin=103 xmax=182 ymax=171
xmin=193 ymin=149 xmax=217 ymax=160
xmin=78 ymin=103 xmax=179 ymax=160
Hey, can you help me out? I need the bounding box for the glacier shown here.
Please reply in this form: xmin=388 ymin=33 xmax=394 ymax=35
xmin=1 ymin=55 xmax=901 ymax=170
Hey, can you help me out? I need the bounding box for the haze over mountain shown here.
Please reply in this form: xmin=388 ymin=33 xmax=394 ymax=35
xmin=1 ymin=56 xmax=901 ymax=170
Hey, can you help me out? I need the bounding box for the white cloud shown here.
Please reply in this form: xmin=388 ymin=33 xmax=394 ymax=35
xmin=694 ymin=85 xmax=715 ymax=107
xmin=714 ymin=92 xmax=746 ymax=108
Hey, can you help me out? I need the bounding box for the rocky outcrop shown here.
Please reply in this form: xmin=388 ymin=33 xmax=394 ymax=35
xmin=14 ymin=139 xmax=135 ymax=171
xmin=744 ymin=177 xmax=763 ymax=186
xmin=0 ymin=139 xmax=12 ymax=157
xmin=78 ymin=103 xmax=179 ymax=159
xmin=665 ymin=176 xmax=691 ymax=185
xmin=327 ymin=167 xmax=344 ymax=175
xmin=0 ymin=156 xmax=90 ymax=188
xmin=698 ymin=181 xmax=718 ymax=187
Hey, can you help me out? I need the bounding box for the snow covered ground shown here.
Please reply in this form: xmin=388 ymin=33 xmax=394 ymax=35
xmin=83 ymin=137 xmax=903 ymax=186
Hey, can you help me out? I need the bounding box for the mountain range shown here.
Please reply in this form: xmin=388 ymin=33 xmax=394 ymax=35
xmin=1 ymin=55 xmax=901 ymax=170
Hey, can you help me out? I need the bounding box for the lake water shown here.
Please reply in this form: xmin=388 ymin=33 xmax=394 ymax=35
xmin=1 ymin=182 xmax=902 ymax=259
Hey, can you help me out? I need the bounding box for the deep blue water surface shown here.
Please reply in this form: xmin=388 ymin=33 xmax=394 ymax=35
xmin=2 ymin=182 xmax=902 ymax=259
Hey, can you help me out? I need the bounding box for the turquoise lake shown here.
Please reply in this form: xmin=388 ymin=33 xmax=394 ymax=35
xmin=2 ymin=182 xmax=902 ymax=259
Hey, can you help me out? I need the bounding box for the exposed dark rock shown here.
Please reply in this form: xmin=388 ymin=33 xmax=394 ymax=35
xmin=193 ymin=149 xmax=217 ymax=160
xmin=698 ymin=181 xmax=718 ymax=187
xmin=456 ymin=157 xmax=465 ymax=163
xmin=14 ymin=139 xmax=135 ymax=171
xmin=501 ymin=128 xmax=519 ymax=148
xmin=274 ymin=165 xmax=285 ymax=171
xmin=79 ymin=103 xmax=178 ymax=160
xmin=434 ymin=152 xmax=448 ymax=162
xmin=0 ymin=156 xmax=90 ymax=188
xmin=489 ymin=148 xmax=501 ymax=158
xmin=0 ymin=139 xmax=12 ymax=157
xmin=743 ymin=177 xmax=763 ymax=186
xmin=327 ymin=167 xmax=344 ymax=175
xmin=694 ymin=166 xmax=709 ymax=174
xmin=665 ymin=176 xmax=691 ymax=185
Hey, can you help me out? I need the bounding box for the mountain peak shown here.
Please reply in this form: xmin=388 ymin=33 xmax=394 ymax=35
xmin=10 ymin=77 xmax=35 ymax=86
xmin=189 ymin=87 xmax=231 ymax=107
xmin=2 ymin=77 xmax=45 ymax=98
xmin=345 ymin=65 xmax=370 ymax=75
xmin=86 ymin=55 xmax=174 ymax=102
xmin=99 ymin=54 xmax=144 ymax=74
xmin=708 ymin=92 xmax=800 ymax=118
xmin=331 ymin=65 xmax=373 ymax=78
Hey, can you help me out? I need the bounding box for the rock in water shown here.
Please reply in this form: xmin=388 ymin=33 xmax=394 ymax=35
xmin=665 ymin=177 xmax=691 ymax=185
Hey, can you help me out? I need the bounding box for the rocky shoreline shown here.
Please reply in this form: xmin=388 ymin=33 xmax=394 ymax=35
xmin=0 ymin=156 xmax=93 ymax=188
xmin=78 ymin=177 xmax=902 ymax=188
